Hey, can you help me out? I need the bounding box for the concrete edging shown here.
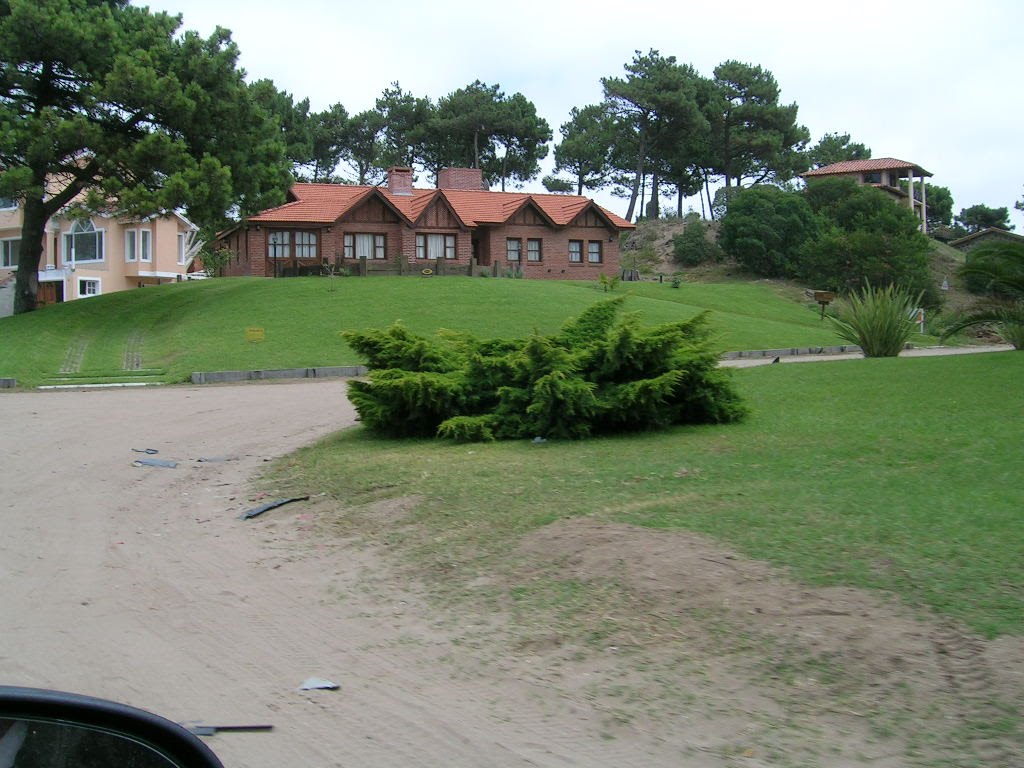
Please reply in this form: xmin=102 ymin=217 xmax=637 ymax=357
xmin=190 ymin=366 xmax=367 ymax=385
xmin=720 ymin=345 xmax=864 ymax=360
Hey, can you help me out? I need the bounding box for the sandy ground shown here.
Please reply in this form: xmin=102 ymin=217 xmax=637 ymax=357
xmin=1 ymin=374 xmax=1021 ymax=767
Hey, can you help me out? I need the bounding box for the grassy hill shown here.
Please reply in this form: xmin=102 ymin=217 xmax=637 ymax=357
xmin=0 ymin=276 xmax=875 ymax=387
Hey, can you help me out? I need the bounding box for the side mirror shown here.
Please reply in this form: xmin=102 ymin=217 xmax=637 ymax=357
xmin=0 ymin=686 xmax=224 ymax=768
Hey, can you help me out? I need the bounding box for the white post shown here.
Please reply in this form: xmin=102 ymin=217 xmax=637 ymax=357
xmin=920 ymin=176 xmax=927 ymax=232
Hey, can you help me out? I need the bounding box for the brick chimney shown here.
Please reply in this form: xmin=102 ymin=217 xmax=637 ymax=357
xmin=437 ymin=167 xmax=486 ymax=191
xmin=387 ymin=167 xmax=413 ymax=196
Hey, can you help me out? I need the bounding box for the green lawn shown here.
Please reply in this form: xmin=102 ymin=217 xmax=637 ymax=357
xmin=1 ymin=276 xmax=875 ymax=386
xmin=271 ymin=352 xmax=1023 ymax=638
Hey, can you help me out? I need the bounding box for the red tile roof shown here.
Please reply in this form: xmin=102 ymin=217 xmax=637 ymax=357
xmin=802 ymin=157 xmax=932 ymax=178
xmin=250 ymin=183 xmax=634 ymax=230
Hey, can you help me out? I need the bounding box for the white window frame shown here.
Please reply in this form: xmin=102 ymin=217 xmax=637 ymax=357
xmin=416 ymin=233 xmax=456 ymax=260
xmin=124 ymin=229 xmax=137 ymax=262
xmin=64 ymin=220 xmax=105 ymax=263
xmin=177 ymin=233 xmax=187 ymax=265
xmin=139 ymin=229 xmax=152 ymax=262
xmin=344 ymin=233 xmax=385 ymax=259
xmin=78 ymin=277 xmax=101 ymax=298
xmin=1 ymin=238 xmax=19 ymax=268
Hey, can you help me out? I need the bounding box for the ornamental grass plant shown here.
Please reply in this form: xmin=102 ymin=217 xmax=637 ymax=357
xmin=828 ymin=282 xmax=921 ymax=357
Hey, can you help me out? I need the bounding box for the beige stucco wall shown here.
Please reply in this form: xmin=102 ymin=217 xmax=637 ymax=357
xmin=2 ymin=204 xmax=195 ymax=306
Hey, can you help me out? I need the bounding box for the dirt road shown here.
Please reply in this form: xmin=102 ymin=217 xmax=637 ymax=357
xmin=0 ymin=380 xmax=709 ymax=767
xmin=2 ymin=378 xmax=1020 ymax=767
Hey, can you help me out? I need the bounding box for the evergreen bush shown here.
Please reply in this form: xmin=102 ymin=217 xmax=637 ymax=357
xmin=343 ymin=299 xmax=746 ymax=441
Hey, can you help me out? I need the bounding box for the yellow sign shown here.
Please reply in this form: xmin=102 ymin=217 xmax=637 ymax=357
xmin=246 ymin=327 xmax=265 ymax=342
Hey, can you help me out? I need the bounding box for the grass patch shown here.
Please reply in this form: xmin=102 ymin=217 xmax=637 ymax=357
xmin=1 ymin=276 xmax=871 ymax=387
xmin=270 ymin=352 xmax=1022 ymax=638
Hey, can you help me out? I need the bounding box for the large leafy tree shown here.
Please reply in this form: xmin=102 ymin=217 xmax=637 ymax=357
xmin=375 ymin=82 xmax=434 ymax=172
xmin=248 ymin=79 xmax=312 ymax=172
xmin=340 ymin=109 xmax=387 ymax=185
xmin=718 ymin=184 xmax=819 ymax=277
xmin=425 ymin=80 xmax=550 ymax=190
xmin=482 ymin=91 xmax=551 ymax=191
xmin=300 ymin=102 xmax=348 ymax=183
xmin=0 ymin=0 xmax=291 ymax=313
xmin=602 ymin=50 xmax=708 ymax=221
xmin=551 ymin=103 xmax=618 ymax=195
xmin=806 ymin=132 xmax=870 ymax=169
xmin=707 ymin=60 xmax=810 ymax=189
xmin=921 ymin=183 xmax=954 ymax=231
xmin=955 ymin=204 xmax=1014 ymax=233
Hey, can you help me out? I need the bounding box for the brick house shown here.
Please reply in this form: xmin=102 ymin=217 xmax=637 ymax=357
xmin=216 ymin=167 xmax=633 ymax=279
xmin=801 ymin=158 xmax=932 ymax=232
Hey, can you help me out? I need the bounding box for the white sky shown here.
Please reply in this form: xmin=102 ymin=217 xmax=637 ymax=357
xmin=140 ymin=0 xmax=1024 ymax=228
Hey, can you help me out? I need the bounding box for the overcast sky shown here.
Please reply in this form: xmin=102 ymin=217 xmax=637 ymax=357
xmin=141 ymin=0 xmax=1024 ymax=228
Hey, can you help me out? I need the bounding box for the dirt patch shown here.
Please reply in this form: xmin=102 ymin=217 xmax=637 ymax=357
xmin=487 ymin=518 xmax=1024 ymax=766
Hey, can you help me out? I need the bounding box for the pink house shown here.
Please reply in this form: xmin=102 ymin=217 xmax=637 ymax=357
xmin=0 ymin=197 xmax=197 ymax=313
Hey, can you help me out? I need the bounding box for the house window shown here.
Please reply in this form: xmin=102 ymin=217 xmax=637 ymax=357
xmin=0 ymin=198 xmax=16 ymax=210
xmin=527 ymin=239 xmax=542 ymax=262
xmin=64 ymin=220 xmax=104 ymax=263
xmin=506 ymin=238 xmax=521 ymax=262
xmin=268 ymin=230 xmax=290 ymax=259
xmin=416 ymin=233 xmax=456 ymax=259
xmin=177 ymin=233 xmax=187 ymax=265
xmin=863 ymin=172 xmax=882 ymax=184
xmin=295 ymin=231 xmax=317 ymax=258
xmin=344 ymin=233 xmax=386 ymax=259
xmin=568 ymin=240 xmax=583 ymax=263
xmin=140 ymin=229 xmax=152 ymax=262
xmin=125 ymin=229 xmax=137 ymax=262
xmin=1 ymin=238 xmax=20 ymax=268
xmin=587 ymin=241 xmax=603 ymax=263
xmin=78 ymin=278 xmax=100 ymax=297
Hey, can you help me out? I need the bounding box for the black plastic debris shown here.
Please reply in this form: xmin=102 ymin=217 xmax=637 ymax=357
xmin=132 ymin=448 xmax=159 ymax=454
xmin=239 ymin=496 xmax=310 ymax=520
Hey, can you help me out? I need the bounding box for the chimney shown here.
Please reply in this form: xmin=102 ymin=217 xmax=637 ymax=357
xmin=387 ymin=167 xmax=413 ymax=196
xmin=437 ymin=167 xmax=486 ymax=191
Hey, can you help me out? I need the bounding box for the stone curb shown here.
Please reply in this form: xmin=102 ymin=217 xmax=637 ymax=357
xmin=190 ymin=366 xmax=367 ymax=385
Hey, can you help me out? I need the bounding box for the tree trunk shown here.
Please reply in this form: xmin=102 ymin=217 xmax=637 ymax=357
xmin=649 ymin=172 xmax=660 ymax=219
xmin=624 ymin=131 xmax=647 ymax=222
xmin=12 ymin=195 xmax=48 ymax=314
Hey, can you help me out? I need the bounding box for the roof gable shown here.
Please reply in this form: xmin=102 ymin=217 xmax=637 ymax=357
xmin=248 ymin=182 xmax=634 ymax=231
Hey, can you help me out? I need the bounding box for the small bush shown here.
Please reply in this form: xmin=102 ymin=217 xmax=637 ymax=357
xmin=672 ymin=217 xmax=723 ymax=267
xmin=828 ymin=282 xmax=922 ymax=357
